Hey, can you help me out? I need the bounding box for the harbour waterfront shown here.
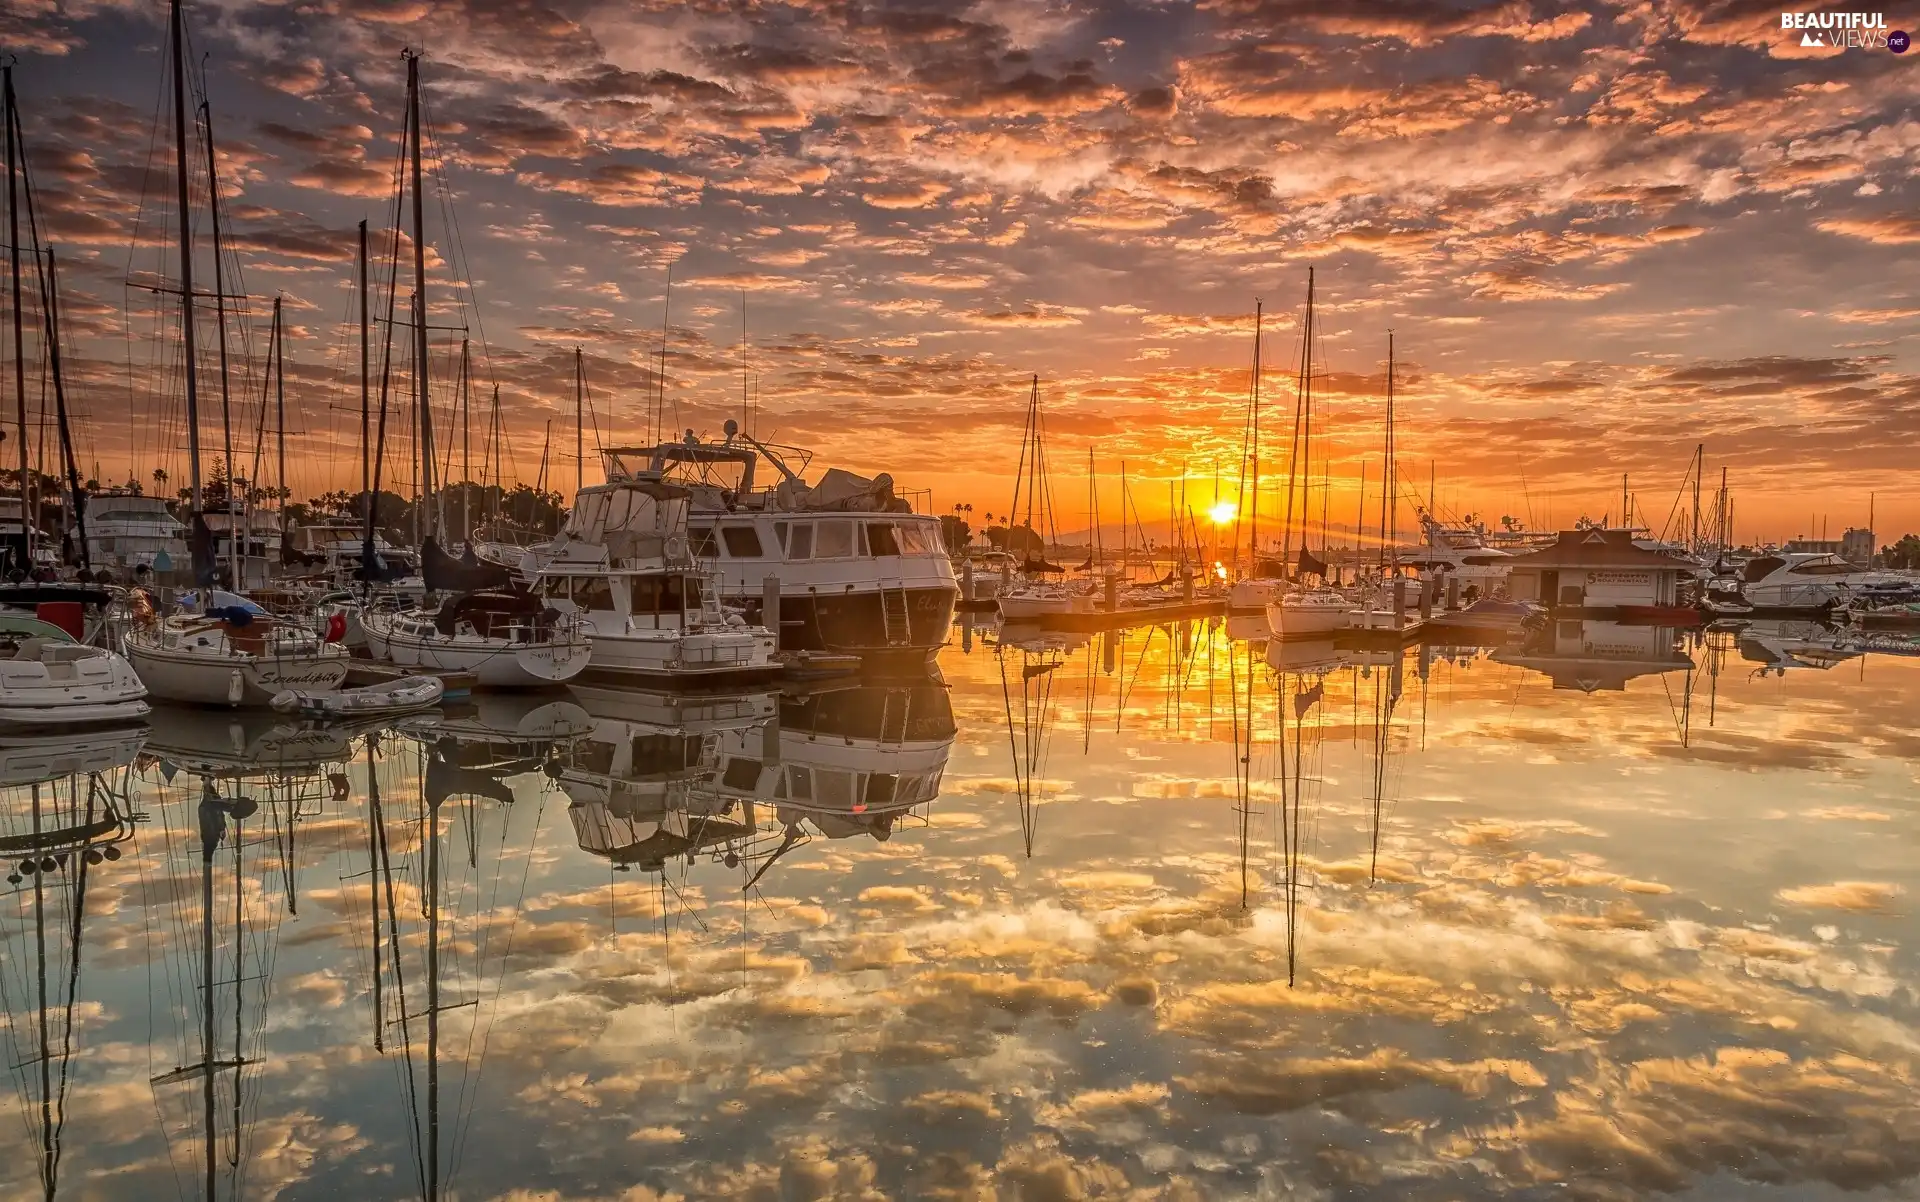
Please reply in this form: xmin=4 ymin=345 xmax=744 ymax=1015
xmin=0 ymin=619 xmax=1915 ymax=1200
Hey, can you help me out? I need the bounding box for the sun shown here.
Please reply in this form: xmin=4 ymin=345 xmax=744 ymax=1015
xmin=1208 ymin=501 xmax=1238 ymax=526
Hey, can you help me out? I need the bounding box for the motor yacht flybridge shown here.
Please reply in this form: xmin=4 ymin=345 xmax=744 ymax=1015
xmin=593 ymin=425 xmax=959 ymax=667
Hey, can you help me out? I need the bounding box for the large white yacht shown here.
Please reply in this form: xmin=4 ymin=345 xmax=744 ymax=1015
xmin=76 ymin=489 xmax=187 ymax=574
xmin=596 ymin=430 xmax=958 ymax=667
xmin=1726 ymin=551 xmax=1875 ymax=612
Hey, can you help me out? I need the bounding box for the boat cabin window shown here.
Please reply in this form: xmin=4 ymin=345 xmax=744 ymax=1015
xmin=815 ymin=520 xmax=854 ymax=559
xmin=721 ymin=757 xmax=763 ymax=791
xmin=813 ymin=769 xmax=854 ymax=806
xmin=689 ymin=526 xmax=719 ymax=558
xmin=632 ymin=733 xmax=702 ymax=774
xmin=629 ymin=574 xmax=701 ymax=614
xmin=865 ymin=522 xmax=901 ymax=557
xmin=721 ymin=526 xmax=764 ymax=558
xmin=787 ymin=765 xmax=812 ymax=799
xmin=539 ymin=576 xmax=570 ymax=601
xmin=897 ymin=521 xmax=940 ymax=556
xmin=573 ymin=578 xmax=616 ymax=612
xmin=786 ymin=523 xmax=813 ymax=560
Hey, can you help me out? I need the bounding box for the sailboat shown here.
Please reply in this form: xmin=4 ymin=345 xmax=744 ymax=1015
xmin=1266 ymin=269 xmax=1351 ymax=639
xmin=123 ymin=2 xmax=349 ymax=706
xmin=1000 ymin=377 xmax=1093 ymax=620
xmin=357 ymin=59 xmax=594 ymax=689
xmin=1229 ymin=300 xmax=1285 ymax=612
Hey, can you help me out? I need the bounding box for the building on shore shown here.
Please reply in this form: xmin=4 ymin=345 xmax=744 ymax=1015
xmin=1502 ymin=528 xmax=1698 ymax=613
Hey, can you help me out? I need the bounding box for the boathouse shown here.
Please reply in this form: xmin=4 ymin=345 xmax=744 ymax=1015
xmin=1502 ymin=528 xmax=1697 ymax=612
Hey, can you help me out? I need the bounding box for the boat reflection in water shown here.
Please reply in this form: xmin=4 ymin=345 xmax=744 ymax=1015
xmin=1734 ymin=618 xmax=1860 ymax=675
xmin=1493 ymin=618 xmax=1695 ymax=691
xmin=562 ymin=678 xmax=955 ymax=881
xmin=0 ymin=728 xmax=145 ymax=1200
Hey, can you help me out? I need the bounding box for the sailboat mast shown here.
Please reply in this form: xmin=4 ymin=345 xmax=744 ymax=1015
xmin=1691 ymin=443 xmax=1703 ymax=554
xmin=1381 ymin=331 xmax=1395 ymax=574
xmin=3 ymin=67 xmax=29 ymax=567
xmin=574 ymin=346 xmax=583 ymax=501
xmin=168 ymin=1 xmax=203 ymax=515
xmin=1248 ymin=298 xmax=1261 ymax=576
xmin=459 ymin=338 xmax=470 ymax=541
xmin=274 ymin=295 xmax=285 ymax=538
xmin=199 ymin=100 xmax=240 ymax=585
xmin=43 ymin=250 xmax=89 ymax=572
xmin=1278 ymin=270 xmax=1310 ymax=577
xmin=1302 ymin=269 xmax=1314 ymax=558
xmin=406 ymin=53 xmax=433 ymax=542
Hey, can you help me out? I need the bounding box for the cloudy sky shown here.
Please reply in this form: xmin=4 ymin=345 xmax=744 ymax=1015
xmin=5 ymin=0 xmax=1918 ymax=543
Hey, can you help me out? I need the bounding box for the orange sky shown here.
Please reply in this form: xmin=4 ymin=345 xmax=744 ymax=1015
xmin=5 ymin=0 xmax=1917 ymax=545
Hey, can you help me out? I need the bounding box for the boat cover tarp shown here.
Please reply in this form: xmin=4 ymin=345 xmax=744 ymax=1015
xmin=432 ymin=588 xmax=548 ymax=637
xmin=1295 ymin=546 xmax=1329 ymax=578
xmin=422 ymin=535 xmax=513 ymax=593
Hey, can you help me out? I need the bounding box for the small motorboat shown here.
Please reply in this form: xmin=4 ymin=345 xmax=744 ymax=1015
xmin=271 ymin=674 xmax=445 ymax=720
xmin=0 ymin=613 xmax=151 ymax=728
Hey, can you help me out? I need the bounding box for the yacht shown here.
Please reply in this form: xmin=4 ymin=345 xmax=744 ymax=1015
xmin=596 ymin=430 xmax=957 ymax=666
xmin=76 ymin=488 xmax=187 ymax=575
xmin=199 ymin=508 xmax=284 ymax=590
xmin=0 ymin=612 xmax=150 ymax=728
xmin=1722 ymin=552 xmax=1867 ymax=612
xmin=535 ymin=473 xmax=779 ymax=685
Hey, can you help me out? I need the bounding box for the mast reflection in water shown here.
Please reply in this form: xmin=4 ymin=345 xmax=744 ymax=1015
xmin=0 ymin=622 xmax=1913 ymax=1200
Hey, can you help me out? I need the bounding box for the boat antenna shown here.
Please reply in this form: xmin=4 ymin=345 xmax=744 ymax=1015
xmin=655 ymin=262 xmax=673 ymax=444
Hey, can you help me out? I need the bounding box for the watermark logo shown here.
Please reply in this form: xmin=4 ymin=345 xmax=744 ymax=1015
xmin=1781 ymin=11 xmax=1900 ymax=48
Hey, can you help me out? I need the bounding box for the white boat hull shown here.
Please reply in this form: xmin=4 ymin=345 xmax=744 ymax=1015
xmin=1229 ymin=578 xmax=1285 ymax=611
xmin=1266 ymin=595 xmax=1353 ymax=638
xmin=585 ymin=627 xmax=780 ymax=684
xmin=999 ymin=591 xmax=1094 ymax=620
xmin=126 ymin=640 xmax=350 ymax=708
xmin=0 ymin=641 xmax=153 ymax=728
xmin=362 ymin=610 xmax=592 ymax=688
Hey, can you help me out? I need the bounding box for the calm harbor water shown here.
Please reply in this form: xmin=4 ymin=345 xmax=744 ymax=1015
xmin=1 ymin=618 xmax=1915 ymax=1200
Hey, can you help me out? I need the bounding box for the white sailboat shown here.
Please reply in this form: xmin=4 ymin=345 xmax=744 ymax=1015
xmin=354 ymin=65 xmax=593 ymax=689
xmin=1267 ymin=269 xmax=1351 ymax=639
xmin=999 ymin=376 xmax=1095 ymax=620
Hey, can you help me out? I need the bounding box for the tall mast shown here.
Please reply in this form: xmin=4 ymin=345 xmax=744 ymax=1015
xmin=1278 ymin=269 xmax=1311 ymax=577
xmin=357 ymin=219 xmax=371 ymax=580
xmin=1381 ymin=331 xmax=1395 ymax=575
xmin=458 ymin=338 xmax=470 ymax=541
xmin=574 ymin=345 xmax=583 ymax=500
xmin=200 ymin=100 xmax=239 ymax=584
xmin=1302 ymin=270 xmax=1314 ymax=558
xmin=273 ymin=295 xmax=285 ymax=537
xmin=44 ymin=250 xmax=88 ymax=572
xmin=1691 ymin=443 xmax=1703 ymax=554
xmin=407 ymin=52 xmax=433 ymax=543
xmin=655 ymin=264 xmax=672 ymax=443
xmin=4 ymin=66 xmax=29 ymax=566
xmin=1248 ymin=298 xmax=1262 ymax=577
xmin=169 ymin=0 xmax=204 ymax=515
